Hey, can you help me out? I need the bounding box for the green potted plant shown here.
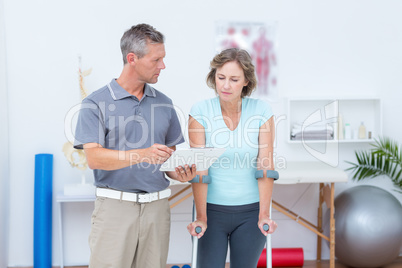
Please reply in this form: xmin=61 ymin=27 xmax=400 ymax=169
xmin=346 ymin=137 xmax=402 ymax=194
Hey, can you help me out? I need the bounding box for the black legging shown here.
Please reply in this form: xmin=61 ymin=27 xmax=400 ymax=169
xmin=196 ymin=202 xmax=266 ymax=268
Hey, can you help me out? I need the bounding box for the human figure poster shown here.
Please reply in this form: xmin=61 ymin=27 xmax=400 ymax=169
xmin=215 ymin=21 xmax=278 ymax=101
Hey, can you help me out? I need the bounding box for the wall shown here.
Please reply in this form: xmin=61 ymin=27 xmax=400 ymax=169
xmin=4 ymin=0 xmax=402 ymax=266
xmin=0 ymin=0 xmax=10 ymax=266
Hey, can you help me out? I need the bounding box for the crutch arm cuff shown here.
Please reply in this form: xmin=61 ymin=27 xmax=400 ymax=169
xmin=255 ymin=170 xmax=279 ymax=180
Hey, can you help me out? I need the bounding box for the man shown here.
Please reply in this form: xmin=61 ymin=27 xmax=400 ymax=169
xmin=74 ymin=23 xmax=196 ymax=268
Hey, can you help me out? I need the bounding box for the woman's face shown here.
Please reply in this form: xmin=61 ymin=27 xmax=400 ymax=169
xmin=215 ymin=61 xmax=248 ymax=103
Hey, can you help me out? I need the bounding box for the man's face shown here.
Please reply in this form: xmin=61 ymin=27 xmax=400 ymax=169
xmin=135 ymin=43 xmax=166 ymax=84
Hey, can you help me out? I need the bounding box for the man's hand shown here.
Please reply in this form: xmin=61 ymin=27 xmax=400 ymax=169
xmin=142 ymin=144 xmax=174 ymax=164
xmin=175 ymin=164 xmax=196 ymax=182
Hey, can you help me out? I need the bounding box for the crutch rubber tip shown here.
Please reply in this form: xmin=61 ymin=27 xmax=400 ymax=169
xmin=263 ymin=224 xmax=269 ymax=231
xmin=195 ymin=226 xmax=202 ymax=234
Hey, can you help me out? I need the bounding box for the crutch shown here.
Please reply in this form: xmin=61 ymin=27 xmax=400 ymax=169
xmin=255 ymin=170 xmax=278 ymax=268
xmin=191 ymin=202 xmax=202 ymax=268
xmin=189 ymin=175 xmax=211 ymax=268
xmin=263 ymin=200 xmax=273 ymax=268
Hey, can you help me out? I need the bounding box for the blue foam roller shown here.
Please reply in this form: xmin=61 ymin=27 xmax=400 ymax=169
xmin=34 ymin=154 xmax=53 ymax=268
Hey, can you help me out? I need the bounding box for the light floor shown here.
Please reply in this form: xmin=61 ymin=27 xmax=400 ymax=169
xmin=11 ymin=258 xmax=402 ymax=268
xmin=166 ymin=258 xmax=402 ymax=268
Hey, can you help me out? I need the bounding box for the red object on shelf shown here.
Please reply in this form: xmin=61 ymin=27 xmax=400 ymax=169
xmin=257 ymin=248 xmax=304 ymax=267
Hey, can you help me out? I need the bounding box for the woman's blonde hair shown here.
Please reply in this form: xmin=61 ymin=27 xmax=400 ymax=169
xmin=206 ymin=48 xmax=257 ymax=98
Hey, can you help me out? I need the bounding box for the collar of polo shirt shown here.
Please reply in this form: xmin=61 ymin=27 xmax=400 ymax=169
xmin=108 ymin=79 xmax=156 ymax=101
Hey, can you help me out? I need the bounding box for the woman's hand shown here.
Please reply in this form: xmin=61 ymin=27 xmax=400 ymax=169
xmin=187 ymin=220 xmax=207 ymax=239
xmin=258 ymin=218 xmax=277 ymax=236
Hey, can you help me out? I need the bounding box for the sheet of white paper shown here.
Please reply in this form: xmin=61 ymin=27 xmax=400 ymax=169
xmin=160 ymin=148 xmax=226 ymax=171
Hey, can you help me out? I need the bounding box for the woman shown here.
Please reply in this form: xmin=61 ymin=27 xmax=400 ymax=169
xmin=187 ymin=48 xmax=278 ymax=268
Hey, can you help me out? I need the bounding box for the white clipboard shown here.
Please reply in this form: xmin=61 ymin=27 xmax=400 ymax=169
xmin=159 ymin=148 xmax=225 ymax=172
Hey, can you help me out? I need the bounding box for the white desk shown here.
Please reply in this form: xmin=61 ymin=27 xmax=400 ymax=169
xmin=275 ymin=161 xmax=348 ymax=268
xmin=56 ymin=193 xmax=95 ymax=268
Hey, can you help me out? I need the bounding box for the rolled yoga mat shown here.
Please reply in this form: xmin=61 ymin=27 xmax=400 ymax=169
xmin=257 ymin=248 xmax=304 ymax=267
xmin=34 ymin=154 xmax=53 ymax=268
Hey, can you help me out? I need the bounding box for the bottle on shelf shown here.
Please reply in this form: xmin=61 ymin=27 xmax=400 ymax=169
xmin=344 ymin=123 xmax=352 ymax=139
xmin=358 ymin=122 xmax=366 ymax=139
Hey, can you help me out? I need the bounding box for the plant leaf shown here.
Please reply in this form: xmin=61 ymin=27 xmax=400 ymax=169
xmin=345 ymin=136 xmax=402 ymax=193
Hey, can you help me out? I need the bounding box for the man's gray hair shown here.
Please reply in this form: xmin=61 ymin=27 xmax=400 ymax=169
xmin=120 ymin=23 xmax=165 ymax=64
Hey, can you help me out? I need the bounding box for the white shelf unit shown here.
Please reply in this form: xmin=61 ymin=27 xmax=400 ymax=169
xmin=287 ymin=97 xmax=382 ymax=143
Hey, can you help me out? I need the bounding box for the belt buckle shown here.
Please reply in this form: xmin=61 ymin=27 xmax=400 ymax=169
xmin=136 ymin=193 xmax=150 ymax=204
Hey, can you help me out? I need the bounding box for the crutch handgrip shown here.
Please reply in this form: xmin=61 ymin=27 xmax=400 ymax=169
xmin=195 ymin=226 xmax=202 ymax=234
xmin=263 ymin=224 xmax=270 ymax=232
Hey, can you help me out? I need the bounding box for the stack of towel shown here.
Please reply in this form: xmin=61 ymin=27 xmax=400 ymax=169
xmin=291 ymin=123 xmax=334 ymax=140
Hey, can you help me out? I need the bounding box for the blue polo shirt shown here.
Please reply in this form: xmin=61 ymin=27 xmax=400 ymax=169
xmin=190 ymin=97 xmax=273 ymax=205
xmin=74 ymin=79 xmax=185 ymax=193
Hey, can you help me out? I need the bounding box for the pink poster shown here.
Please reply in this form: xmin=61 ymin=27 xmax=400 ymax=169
xmin=215 ymin=21 xmax=278 ymax=101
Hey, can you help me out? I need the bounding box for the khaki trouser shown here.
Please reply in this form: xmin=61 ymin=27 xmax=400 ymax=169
xmin=88 ymin=196 xmax=171 ymax=268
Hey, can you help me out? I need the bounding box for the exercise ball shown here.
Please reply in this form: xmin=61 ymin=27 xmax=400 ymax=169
xmin=324 ymin=185 xmax=402 ymax=267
